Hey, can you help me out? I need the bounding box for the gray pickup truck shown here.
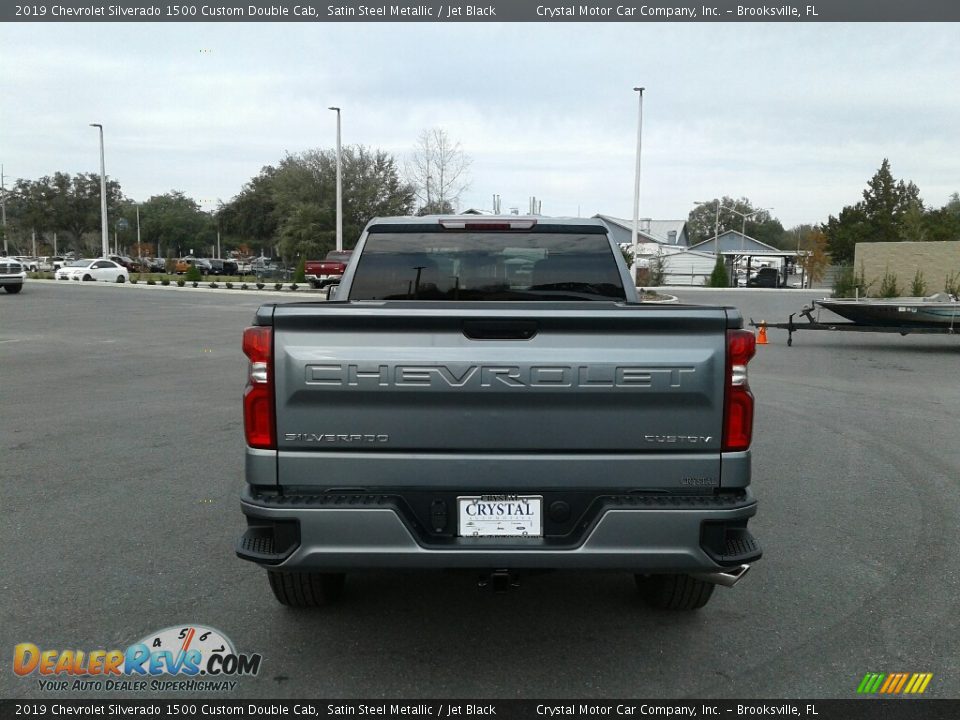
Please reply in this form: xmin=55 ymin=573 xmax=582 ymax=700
xmin=237 ymin=216 xmax=761 ymax=610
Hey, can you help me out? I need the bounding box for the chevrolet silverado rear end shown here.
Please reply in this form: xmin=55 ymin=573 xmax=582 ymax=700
xmin=237 ymin=216 xmax=761 ymax=609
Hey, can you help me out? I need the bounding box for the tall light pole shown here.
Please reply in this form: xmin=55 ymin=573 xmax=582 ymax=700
xmin=630 ymin=87 xmax=645 ymax=273
xmin=328 ymin=107 xmax=343 ymax=252
xmin=90 ymin=124 xmax=109 ymax=257
xmin=215 ymin=198 xmax=223 ymax=259
xmin=1 ymin=164 xmax=8 ymax=255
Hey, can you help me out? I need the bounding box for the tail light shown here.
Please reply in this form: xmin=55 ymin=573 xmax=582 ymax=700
xmin=723 ymin=329 xmax=756 ymax=452
xmin=242 ymin=326 xmax=275 ymax=449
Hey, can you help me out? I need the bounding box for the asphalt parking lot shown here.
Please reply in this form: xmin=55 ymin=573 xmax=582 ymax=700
xmin=3 ymin=281 xmax=959 ymax=699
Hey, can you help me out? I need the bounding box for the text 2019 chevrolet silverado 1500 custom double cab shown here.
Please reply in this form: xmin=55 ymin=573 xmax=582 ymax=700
xmin=237 ymin=216 xmax=761 ymax=610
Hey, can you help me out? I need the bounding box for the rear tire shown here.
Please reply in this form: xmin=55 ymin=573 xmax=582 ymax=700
xmin=83 ymin=274 xmax=93 ymax=281
xmin=4 ymin=284 xmax=23 ymax=294
xmin=117 ymin=274 xmax=126 ymax=283
xmin=635 ymin=573 xmax=714 ymax=610
xmin=267 ymin=570 xmax=345 ymax=607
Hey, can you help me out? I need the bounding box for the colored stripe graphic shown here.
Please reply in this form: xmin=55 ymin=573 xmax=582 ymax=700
xmin=858 ymin=672 xmax=932 ymax=694
xmin=857 ymin=673 xmax=885 ymax=694
xmin=879 ymin=674 xmax=896 ymax=693
xmin=891 ymin=673 xmax=909 ymax=693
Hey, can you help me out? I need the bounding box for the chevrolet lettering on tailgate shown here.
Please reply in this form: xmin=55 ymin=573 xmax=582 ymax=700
xmin=237 ymin=215 xmax=761 ymax=610
xmin=304 ymin=363 xmax=696 ymax=389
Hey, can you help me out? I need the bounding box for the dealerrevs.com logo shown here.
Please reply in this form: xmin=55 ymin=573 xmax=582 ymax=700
xmin=13 ymin=625 xmax=262 ymax=692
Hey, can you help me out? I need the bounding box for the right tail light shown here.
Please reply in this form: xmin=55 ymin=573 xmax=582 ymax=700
xmin=722 ymin=329 xmax=756 ymax=452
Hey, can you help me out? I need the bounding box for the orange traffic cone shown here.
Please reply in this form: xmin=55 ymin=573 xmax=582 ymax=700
xmin=757 ymin=322 xmax=768 ymax=345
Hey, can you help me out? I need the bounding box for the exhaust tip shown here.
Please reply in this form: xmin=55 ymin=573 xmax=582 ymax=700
xmin=691 ymin=563 xmax=750 ymax=588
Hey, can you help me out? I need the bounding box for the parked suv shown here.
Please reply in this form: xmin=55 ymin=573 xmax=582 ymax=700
xmin=208 ymin=259 xmax=239 ymax=276
xmin=746 ymin=267 xmax=781 ymax=288
xmin=175 ymin=257 xmax=213 ymax=275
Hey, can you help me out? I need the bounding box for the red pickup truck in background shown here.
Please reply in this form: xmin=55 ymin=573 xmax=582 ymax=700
xmin=305 ymin=250 xmax=353 ymax=289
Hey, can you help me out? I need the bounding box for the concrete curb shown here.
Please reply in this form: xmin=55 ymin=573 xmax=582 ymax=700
xmin=636 ymin=290 xmax=678 ymax=304
xmin=28 ymin=278 xmax=322 ymax=298
xmin=654 ymin=285 xmax=833 ymax=294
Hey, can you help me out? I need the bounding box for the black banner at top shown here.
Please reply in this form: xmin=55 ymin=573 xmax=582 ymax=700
xmin=3 ymin=0 xmax=960 ymax=22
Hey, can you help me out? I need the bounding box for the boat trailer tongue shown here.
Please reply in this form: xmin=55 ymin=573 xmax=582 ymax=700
xmin=751 ymin=301 xmax=960 ymax=347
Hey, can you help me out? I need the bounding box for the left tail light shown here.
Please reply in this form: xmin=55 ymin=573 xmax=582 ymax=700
xmin=722 ymin=329 xmax=756 ymax=452
xmin=242 ymin=326 xmax=275 ymax=449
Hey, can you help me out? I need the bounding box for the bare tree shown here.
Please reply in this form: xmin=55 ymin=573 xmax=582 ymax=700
xmin=407 ymin=128 xmax=471 ymax=214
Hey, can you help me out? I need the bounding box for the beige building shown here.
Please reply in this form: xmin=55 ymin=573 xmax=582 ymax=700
xmin=855 ymin=241 xmax=960 ymax=296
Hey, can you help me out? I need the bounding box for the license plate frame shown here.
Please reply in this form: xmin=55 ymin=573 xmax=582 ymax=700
xmin=457 ymin=495 xmax=543 ymax=538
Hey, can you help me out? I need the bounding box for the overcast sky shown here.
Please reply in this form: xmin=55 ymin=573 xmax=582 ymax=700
xmin=1 ymin=22 xmax=957 ymax=228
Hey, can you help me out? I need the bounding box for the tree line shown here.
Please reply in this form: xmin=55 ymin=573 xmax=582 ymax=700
xmin=4 ymin=143 xmax=956 ymax=269
xmin=685 ymin=160 xmax=959 ymax=286
xmin=0 ymin=128 xmax=470 ymax=264
xmin=821 ymin=159 xmax=960 ymax=264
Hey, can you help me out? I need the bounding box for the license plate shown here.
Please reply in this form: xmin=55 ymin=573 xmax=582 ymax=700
xmin=457 ymin=495 xmax=542 ymax=537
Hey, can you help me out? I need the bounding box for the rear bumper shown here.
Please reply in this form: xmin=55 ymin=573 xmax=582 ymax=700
xmin=237 ymin=488 xmax=760 ymax=572
xmin=304 ymin=273 xmax=342 ymax=287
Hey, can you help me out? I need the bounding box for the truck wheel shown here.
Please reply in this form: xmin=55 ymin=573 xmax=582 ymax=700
xmin=635 ymin=574 xmax=714 ymax=610
xmin=267 ymin=570 xmax=345 ymax=607
xmin=5 ymin=284 xmax=23 ymax=294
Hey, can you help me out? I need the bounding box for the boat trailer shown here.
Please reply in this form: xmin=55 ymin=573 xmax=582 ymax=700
xmin=751 ymin=302 xmax=960 ymax=346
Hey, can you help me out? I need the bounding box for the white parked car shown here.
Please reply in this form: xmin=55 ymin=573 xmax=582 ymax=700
xmin=55 ymin=258 xmax=129 ymax=283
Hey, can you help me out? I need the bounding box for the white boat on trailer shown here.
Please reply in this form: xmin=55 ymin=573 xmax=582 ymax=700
xmin=815 ymin=293 xmax=960 ymax=328
xmin=752 ymin=293 xmax=960 ymax=346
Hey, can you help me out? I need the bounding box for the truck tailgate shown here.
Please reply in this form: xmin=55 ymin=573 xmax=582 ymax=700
xmin=269 ymin=302 xmax=735 ymax=489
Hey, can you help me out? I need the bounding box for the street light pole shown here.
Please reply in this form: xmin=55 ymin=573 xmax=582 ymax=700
xmin=136 ymin=204 xmax=141 ymax=261
xmin=714 ymin=200 xmax=720 ymax=245
xmin=694 ymin=199 xmax=722 ymax=257
xmin=329 ymin=107 xmax=343 ymax=252
xmin=630 ymin=87 xmax=645 ymax=272
xmin=717 ymin=205 xmax=770 ymax=248
xmin=1 ymin=164 xmax=8 ymax=255
xmin=90 ymin=124 xmax=109 ymax=258
xmin=720 ymin=205 xmax=772 ymax=285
